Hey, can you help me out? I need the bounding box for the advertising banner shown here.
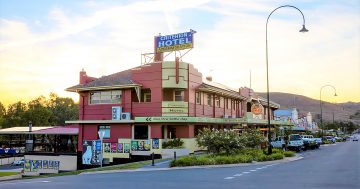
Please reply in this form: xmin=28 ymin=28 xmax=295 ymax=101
xmin=82 ymin=140 xmax=102 ymax=165
xmin=155 ymin=32 xmax=194 ymax=53
xmin=111 ymin=143 xmax=117 ymax=153
xmin=117 ymin=143 xmax=123 ymax=153
xmin=104 ymin=143 xmax=111 ymax=153
xmin=124 ymin=143 xmax=131 ymax=153
xmin=152 ymin=138 xmax=159 ymax=149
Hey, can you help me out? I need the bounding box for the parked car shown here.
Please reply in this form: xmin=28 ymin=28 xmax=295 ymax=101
xmin=352 ymin=136 xmax=359 ymax=141
xmin=301 ymin=135 xmax=319 ymax=149
xmin=288 ymin=134 xmax=305 ymax=152
xmin=271 ymin=137 xmax=286 ymax=149
xmin=314 ymin=137 xmax=323 ymax=145
xmin=11 ymin=159 xmax=25 ymax=166
xmin=324 ymin=136 xmax=336 ymax=143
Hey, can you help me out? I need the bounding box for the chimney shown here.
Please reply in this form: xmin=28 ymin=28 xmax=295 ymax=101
xmin=80 ymin=69 xmax=87 ymax=84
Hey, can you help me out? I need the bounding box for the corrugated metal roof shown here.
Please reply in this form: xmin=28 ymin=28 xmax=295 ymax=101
xmin=0 ymin=127 xmax=53 ymax=133
xmin=0 ymin=125 xmax=78 ymax=135
xmin=33 ymin=126 xmax=78 ymax=135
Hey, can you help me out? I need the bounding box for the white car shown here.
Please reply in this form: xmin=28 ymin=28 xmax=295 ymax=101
xmin=11 ymin=159 xmax=25 ymax=166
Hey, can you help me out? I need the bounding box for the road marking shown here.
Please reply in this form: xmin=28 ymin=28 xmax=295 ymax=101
xmin=1 ymin=180 xmax=51 ymax=185
xmin=242 ymin=171 xmax=250 ymax=174
xmin=256 ymin=167 xmax=263 ymax=170
xmin=224 ymin=177 xmax=235 ymax=180
xmin=250 ymin=170 xmax=257 ymax=172
xmin=234 ymin=174 xmax=243 ymax=177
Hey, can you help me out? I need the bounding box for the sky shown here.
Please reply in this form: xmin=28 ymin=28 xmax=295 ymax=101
xmin=0 ymin=0 xmax=359 ymax=106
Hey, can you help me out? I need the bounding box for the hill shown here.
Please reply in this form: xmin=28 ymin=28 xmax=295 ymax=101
xmin=257 ymin=92 xmax=360 ymax=124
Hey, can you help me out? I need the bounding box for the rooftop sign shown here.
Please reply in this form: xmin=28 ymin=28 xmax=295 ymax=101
xmin=155 ymin=31 xmax=194 ymax=53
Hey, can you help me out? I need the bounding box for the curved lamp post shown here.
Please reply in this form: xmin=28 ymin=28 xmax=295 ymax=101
xmin=266 ymin=5 xmax=308 ymax=154
xmin=320 ymin=85 xmax=337 ymax=136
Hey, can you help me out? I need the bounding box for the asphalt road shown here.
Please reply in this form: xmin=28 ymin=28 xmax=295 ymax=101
xmin=2 ymin=138 xmax=359 ymax=189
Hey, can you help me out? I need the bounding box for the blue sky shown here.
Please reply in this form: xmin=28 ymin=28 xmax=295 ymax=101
xmin=0 ymin=0 xmax=359 ymax=104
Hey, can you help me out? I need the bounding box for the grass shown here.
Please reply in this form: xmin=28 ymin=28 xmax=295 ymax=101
xmin=170 ymin=148 xmax=288 ymax=167
xmin=0 ymin=172 xmax=19 ymax=177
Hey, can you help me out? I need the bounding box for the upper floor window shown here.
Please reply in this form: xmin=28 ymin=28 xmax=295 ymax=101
xmin=195 ymin=92 xmax=201 ymax=104
xmin=215 ymin=96 xmax=221 ymax=107
xmin=207 ymin=94 xmax=212 ymax=106
xmin=141 ymin=89 xmax=151 ymax=102
xmin=174 ymin=90 xmax=184 ymax=101
xmin=90 ymin=90 xmax=121 ymax=104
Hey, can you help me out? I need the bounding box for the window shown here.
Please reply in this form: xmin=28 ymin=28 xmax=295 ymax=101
xmin=98 ymin=126 xmax=110 ymax=139
xmin=90 ymin=90 xmax=121 ymax=104
xmin=215 ymin=96 xmax=220 ymax=107
xmin=195 ymin=92 xmax=201 ymax=104
xmin=174 ymin=90 xmax=184 ymax=101
xmin=141 ymin=89 xmax=151 ymax=102
xmin=134 ymin=125 xmax=148 ymax=140
xmin=207 ymin=94 xmax=212 ymax=106
xmin=144 ymin=93 xmax=151 ymax=102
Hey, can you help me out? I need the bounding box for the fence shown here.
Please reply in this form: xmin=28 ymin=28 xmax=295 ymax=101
xmin=0 ymin=156 xmax=23 ymax=166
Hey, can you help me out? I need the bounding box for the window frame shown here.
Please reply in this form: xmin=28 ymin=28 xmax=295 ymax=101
xmin=90 ymin=90 xmax=122 ymax=105
xmin=195 ymin=92 xmax=201 ymax=104
xmin=174 ymin=90 xmax=184 ymax=101
xmin=207 ymin=94 xmax=212 ymax=106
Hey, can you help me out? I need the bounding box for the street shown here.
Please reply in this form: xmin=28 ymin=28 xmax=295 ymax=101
xmin=1 ymin=138 xmax=359 ymax=189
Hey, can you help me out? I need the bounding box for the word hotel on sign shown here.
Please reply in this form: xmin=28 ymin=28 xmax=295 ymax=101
xmin=158 ymin=33 xmax=192 ymax=47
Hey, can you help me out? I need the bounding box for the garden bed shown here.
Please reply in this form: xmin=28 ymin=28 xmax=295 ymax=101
xmin=170 ymin=149 xmax=295 ymax=167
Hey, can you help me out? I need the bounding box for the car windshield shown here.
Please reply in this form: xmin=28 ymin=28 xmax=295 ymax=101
xmin=290 ymin=135 xmax=301 ymax=140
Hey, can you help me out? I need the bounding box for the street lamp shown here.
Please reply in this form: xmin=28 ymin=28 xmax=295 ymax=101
xmin=320 ymin=85 xmax=337 ymax=137
xmin=98 ymin=130 xmax=105 ymax=167
xmin=266 ymin=5 xmax=308 ymax=154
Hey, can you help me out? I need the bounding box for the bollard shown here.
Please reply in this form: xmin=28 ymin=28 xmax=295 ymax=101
xmin=151 ymin=152 xmax=155 ymax=166
xmin=174 ymin=151 xmax=176 ymax=160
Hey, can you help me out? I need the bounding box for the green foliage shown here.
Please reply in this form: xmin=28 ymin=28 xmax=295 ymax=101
xmin=283 ymin=151 xmax=296 ymax=157
xmin=0 ymin=93 xmax=78 ymax=128
xmin=255 ymin=153 xmax=283 ymax=162
xmin=239 ymin=129 xmax=265 ymax=148
xmin=170 ymin=154 xmax=253 ymax=167
xmin=170 ymin=148 xmax=286 ymax=167
xmin=196 ymin=128 xmax=245 ymax=155
xmin=162 ymin=138 xmax=184 ymax=149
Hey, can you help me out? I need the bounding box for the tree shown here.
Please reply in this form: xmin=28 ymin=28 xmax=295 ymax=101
xmin=239 ymin=129 xmax=265 ymax=148
xmin=4 ymin=101 xmax=27 ymax=127
xmin=47 ymin=93 xmax=79 ymax=125
xmin=196 ymin=128 xmax=245 ymax=155
xmin=24 ymin=96 xmax=52 ymax=126
xmin=0 ymin=102 xmax=6 ymax=128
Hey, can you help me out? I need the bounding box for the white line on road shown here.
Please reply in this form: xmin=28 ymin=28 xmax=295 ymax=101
xmin=234 ymin=174 xmax=243 ymax=176
xmin=224 ymin=177 xmax=235 ymax=180
xmin=1 ymin=180 xmax=51 ymax=185
xmin=242 ymin=171 xmax=250 ymax=174
xmin=250 ymin=170 xmax=257 ymax=172
xmin=256 ymin=167 xmax=263 ymax=170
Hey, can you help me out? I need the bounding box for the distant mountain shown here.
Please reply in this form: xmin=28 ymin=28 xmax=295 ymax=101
xmin=257 ymin=92 xmax=360 ymax=124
